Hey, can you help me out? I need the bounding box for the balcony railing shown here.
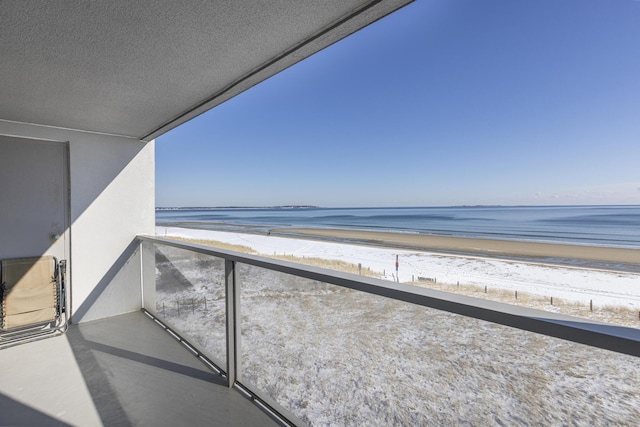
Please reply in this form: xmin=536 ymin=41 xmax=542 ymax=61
xmin=137 ymin=235 xmax=640 ymax=426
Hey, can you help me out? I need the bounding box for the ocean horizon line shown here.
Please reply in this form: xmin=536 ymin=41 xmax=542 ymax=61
xmin=156 ymin=203 xmax=640 ymax=210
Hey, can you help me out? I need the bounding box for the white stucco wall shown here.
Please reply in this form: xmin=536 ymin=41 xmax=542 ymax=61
xmin=0 ymin=120 xmax=155 ymax=322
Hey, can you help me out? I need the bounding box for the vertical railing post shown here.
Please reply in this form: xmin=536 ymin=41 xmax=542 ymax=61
xmin=225 ymin=259 xmax=240 ymax=388
xmin=139 ymin=239 xmax=144 ymax=309
xmin=140 ymin=240 xmax=156 ymax=312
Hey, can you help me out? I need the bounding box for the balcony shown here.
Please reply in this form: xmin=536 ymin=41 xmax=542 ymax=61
xmin=2 ymin=236 xmax=640 ymax=426
xmin=0 ymin=311 xmax=277 ymax=427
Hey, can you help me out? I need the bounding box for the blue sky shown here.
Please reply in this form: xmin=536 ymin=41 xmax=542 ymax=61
xmin=156 ymin=0 xmax=640 ymax=208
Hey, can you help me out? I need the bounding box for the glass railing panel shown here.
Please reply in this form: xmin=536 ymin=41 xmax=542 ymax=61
xmin=236 ymin=263 xmax=640 ymax=426
xmin=144 ymin=242 xmax=227 ymax=370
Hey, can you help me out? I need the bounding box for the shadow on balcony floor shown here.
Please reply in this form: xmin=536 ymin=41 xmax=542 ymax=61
xmin=0 ymin=311 xmax=279 ymax=427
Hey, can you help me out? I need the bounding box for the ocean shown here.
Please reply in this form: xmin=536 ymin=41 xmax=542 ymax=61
xmin=156 ymin=205 xmax=640 ymax=250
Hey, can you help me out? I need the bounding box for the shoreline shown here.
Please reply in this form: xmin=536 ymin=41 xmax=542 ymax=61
xmin=270 ymin=227 xmax=640 ymax=265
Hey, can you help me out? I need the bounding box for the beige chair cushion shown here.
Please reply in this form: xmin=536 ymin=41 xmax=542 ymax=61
xmin=3 ymin=308 xmax=58 ymax=329
xmin=2 ymin=256 xmax=57 ymax=329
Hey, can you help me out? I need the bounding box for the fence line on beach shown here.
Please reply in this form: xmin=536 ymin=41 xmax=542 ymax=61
xmin=405 ymin=276 xmax=640 ymax=327
xmin=159 ymin=297 xmax=223 ymax=318
xmin=156 ymin=279 xmax=640 ymax=328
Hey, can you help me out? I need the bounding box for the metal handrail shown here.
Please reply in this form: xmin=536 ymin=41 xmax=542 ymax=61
xmin=138 ymin=235 xmax=640 ymax=358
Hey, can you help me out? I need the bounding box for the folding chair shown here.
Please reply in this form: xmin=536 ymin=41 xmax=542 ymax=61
xmin=0 ymin=256 xmax=67 ymax=348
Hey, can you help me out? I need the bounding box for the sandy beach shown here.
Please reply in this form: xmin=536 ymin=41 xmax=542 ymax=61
xmin=272 ymin=227 xmax=640 ymax=265
xmin=157 ymin=226 xmax=640 ymax=312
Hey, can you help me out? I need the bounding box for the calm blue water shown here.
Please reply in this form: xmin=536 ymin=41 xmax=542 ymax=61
xmin=156 ymin=205 xmax=640 ymax=250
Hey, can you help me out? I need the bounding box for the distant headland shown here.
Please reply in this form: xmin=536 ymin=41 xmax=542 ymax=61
xmin=156 ymin=205 xmax=319 ymax=210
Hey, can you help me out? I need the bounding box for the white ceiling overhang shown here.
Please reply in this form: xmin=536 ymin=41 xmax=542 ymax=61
xmin=1 ymin=0 xmax=413 ymax=141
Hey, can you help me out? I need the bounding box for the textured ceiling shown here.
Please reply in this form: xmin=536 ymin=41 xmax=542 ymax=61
xmin=0 ymin=0 xmax=412 ymax=141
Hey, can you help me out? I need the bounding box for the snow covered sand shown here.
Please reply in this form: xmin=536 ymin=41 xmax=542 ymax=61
xmin=151 ymin=227 xmax=640 ymax=425
xmin=156 ymin=227 xmax=640 ymax=311
xmin=150 ymin=233 xmax=640 ymax=426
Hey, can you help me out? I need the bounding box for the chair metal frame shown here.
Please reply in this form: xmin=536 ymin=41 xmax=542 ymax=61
xmin=0 ymin=256 xmax=67 ymax=349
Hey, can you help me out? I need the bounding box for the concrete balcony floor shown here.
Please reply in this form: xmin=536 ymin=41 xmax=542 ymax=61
xmin=0 ymin=311 xmax=279 ymax=427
